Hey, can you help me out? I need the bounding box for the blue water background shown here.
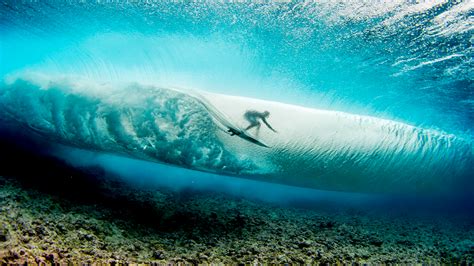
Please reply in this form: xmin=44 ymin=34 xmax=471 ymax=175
xmin=1 ymin=1 xmax=473 ymax=214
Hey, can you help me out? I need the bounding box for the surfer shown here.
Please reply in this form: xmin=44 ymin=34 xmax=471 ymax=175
xmin=243 ymin=110 xmax=277 ymax=133
xmin=224 ymin=110 xmax=273 ymax=147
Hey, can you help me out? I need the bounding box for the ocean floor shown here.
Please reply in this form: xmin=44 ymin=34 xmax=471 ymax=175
xmin=0 ymin=144 xmax=473 ymax=264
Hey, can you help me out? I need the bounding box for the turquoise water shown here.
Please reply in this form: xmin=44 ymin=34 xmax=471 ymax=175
xmin=0 ymin=1 xmax=473 ymax=208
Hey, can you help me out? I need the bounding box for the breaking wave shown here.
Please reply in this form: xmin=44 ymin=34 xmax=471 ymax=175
xmin=1 ymin=74 xmax=472 ymax=194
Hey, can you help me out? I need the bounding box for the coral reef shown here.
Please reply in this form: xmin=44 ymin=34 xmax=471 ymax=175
xmin=1 ymin=172 xmax=473 ymax=264
xmin=0 ymin=137 xmax=472 ymax=263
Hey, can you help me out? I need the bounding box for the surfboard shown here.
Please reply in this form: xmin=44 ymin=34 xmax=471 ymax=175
xmin=170 ymin=87 xmax=271 ymax=148
xmin=226 ymin=127 xmax=270 ymax=148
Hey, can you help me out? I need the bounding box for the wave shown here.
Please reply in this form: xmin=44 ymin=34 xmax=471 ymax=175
xmin=0 ymin=74 xmax=472 ymax=194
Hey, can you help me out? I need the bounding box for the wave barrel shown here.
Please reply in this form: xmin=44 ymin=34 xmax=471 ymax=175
xmin=1 ymin=76 xmax=472 ymax=194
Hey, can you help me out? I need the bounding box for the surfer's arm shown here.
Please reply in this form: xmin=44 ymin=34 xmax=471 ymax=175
xmin=262 ymin=118 xmax=277 ymax=133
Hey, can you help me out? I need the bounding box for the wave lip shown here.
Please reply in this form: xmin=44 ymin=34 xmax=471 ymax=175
xmin=0 ymin=75 xmax=472 ymax=194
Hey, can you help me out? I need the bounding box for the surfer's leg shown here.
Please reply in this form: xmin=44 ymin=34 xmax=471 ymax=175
xmin=245 ymin=122 xmax=260 ymax=131
xmin=255 ymin=122 xmax=261 ymax=136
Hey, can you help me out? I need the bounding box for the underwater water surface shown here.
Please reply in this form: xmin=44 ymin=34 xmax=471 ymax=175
xmin=1 ymin=0 xmax=472 ymax=195
xmin=0 ymin=1 xmax=474 ymax=262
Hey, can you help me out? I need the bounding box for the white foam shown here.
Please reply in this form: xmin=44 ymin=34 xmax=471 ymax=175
xmin=1 ymin=75 xmax=472 ymax=194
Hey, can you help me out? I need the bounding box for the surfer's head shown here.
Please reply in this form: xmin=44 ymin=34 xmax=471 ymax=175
xmin=263 ymin=111 xmax=270 ymax=117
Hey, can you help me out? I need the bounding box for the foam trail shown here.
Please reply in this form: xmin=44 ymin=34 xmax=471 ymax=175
xmin=0 ymin=75 xmax=472 ymax=194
